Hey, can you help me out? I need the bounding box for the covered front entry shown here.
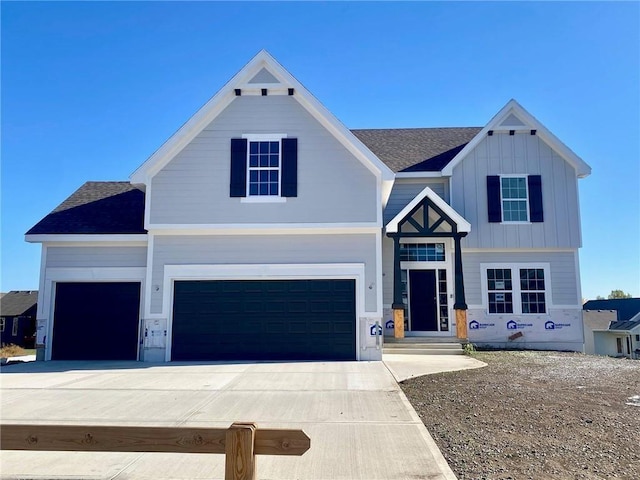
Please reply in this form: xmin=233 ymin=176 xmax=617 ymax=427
xmin=51 ymin=282 xmax=141 ymax=360
xmin=386 ymin=186 xmax=471 ymax=339
xmin=171 ymin=279 xmax=356 ymax=361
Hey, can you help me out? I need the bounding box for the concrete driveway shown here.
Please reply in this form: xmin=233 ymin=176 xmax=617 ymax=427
xmin=0 ymin=360 xmax=456 ymax=480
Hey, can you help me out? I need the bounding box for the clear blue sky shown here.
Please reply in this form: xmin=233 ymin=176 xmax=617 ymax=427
xmin=2 ymin=1 xmax=639 ymax=300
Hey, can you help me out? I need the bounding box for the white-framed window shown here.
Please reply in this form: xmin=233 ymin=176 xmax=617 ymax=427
xmin=501 ymin=176 xmax=529 ymax=222
xmin=399 ymin=243 xmax=445 ymax=262
xmin=241 ymin=134 xmax=287 ymax=201
xmin=12 ymin=318 xmax=19 ymax=336
xmin=248 ymin=140 xmax=280 ymax=196
xmin=0 ymin=317 xmax=5 ymax=332
xmin=487 ymin=268 xmax=514 ymax=314
xmin=482 ymin=263 xmax=550 ymax=315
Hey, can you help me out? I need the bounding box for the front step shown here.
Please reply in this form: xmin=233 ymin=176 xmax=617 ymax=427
xmin=383 ymin=337 xmax=465 ymax=355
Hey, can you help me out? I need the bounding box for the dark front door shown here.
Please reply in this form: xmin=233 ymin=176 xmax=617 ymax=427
xmin=171 ymin=279 xmax=356 ymax=361
xmin=409 ymin=270 xmax=438 ymax=331
xmin=52 ymin=282 xmax=141 ymax=360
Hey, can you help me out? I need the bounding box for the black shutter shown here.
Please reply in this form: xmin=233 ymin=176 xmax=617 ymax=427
xmin=487 ymin=176 xmax=502 ymax=223
xmin=281 ymin=138 xmax=298 ymax=197
xmin=230 ymin=138 xmax=247 ymax=197
xmin=528 ymin=175 xmax=544 ymax=222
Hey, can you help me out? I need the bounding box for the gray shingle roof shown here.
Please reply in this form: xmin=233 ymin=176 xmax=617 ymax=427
xmin=26 ymin=182 xmax=146 ymax=235
xmin=583 ymin=298 xmax=640 ymax=321
xmin=26 ymin=128 xmax=484 ymax=235
xmin=351 ymin=127 xmax=482 ymax=172
xmin=0 ymin=291 xmax=38 ymax=317
xmin=608 ymin=319 xmax=640 ymax=331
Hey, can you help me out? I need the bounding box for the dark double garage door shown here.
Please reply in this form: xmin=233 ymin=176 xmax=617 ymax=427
xmin=171 ymin=279 xmax=356 ymax=361
xmin=52 ymin=279 xmax=356 ymax=361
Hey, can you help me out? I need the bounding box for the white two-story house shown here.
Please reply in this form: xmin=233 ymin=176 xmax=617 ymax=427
xmin=26 ymin=51 xmax=591 ymax=362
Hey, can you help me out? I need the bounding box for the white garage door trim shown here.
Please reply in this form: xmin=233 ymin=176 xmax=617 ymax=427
xmin=163 ymin=263 xmax=366 ymax=361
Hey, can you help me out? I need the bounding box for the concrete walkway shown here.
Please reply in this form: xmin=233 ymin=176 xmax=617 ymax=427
xmin=0 ymin=359 xmax=469 ymax=480
xmin=383 ymin=353 xmax=487 ymax=382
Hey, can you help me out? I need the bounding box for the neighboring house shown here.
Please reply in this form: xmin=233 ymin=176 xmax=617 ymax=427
xmin=25 ymin=51 xmax=590 ymax=362
xmin=583 ymin=299 xmax=640 ymax=359
xmin=582 ymin=309 xmax=617 ymax=355
xmin=0 ymin=291 xmax=38 ymax=348
xmin=583 ymin=298 xmax=640 ymax=322
xmin=592 ymin=314 xmax=640 ymax=359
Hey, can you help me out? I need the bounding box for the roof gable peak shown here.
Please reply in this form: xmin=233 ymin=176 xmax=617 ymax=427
xmin=441 ymin=99 xmax=591 ymax=178
xmin=130 ymin=50 xmax=393 ymax=184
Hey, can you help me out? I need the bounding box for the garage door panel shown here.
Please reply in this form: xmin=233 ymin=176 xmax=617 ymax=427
xmin=172 ymin=279 xmax=355 ymax=361
xmin=52 ymin=282 xmax=140 ymax=361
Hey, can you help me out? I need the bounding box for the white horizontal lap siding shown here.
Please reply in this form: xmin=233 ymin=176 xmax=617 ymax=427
xmin=150 ymin=233 xmax=378 ymax=315
xmin=150 ymin=95 xmax=377 ymax=225
xmin=462 ymin=251 xmax=579 ymax=307
xmin=383 ymin=179 xmax=447 ymax=225
xmin=45 ymin=247 xmax=147 ymax=268
xmin=451 ymin=134 xmax=581 ymax=249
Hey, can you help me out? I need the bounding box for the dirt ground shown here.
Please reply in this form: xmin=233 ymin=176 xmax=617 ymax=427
xmin=401 ymin=351 xmax=640 ymax=480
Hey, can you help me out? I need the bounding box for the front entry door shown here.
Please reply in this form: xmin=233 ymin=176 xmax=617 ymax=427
xmin=409 ymin=270 xmax=438 ymax=331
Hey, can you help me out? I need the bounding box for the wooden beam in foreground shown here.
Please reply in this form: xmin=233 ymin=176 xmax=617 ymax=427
xmin=0 ymin=424 xmax=310 ymax=456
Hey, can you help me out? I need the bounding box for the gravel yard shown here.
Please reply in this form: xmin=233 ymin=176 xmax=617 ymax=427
xmin=401 ymin=351 xmax=640 ymax=480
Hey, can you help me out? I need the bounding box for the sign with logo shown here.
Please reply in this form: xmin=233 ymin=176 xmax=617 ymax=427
xmin=506 ymin=320 xmax=533 ymax=330
xmin=385 ymin=319 xmax=394 ymax=330
xmin=369 ymin=324 xmax=383 ymax=336
xmin=469 ymin=320 xmax=495 ymax=330
xmin=545 ymin=320 xmax=572 ymax=330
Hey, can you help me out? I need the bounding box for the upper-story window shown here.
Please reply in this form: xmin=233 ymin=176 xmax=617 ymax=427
xmin=230 ymin=136 xmax=297 ymax=200
xmin=487 ymin=175 xmax=543 ymax=223
xmin=501 ymin=176 xmax=529 ymax=222
xmin=249 ymin=141 xmax=280 ymax=196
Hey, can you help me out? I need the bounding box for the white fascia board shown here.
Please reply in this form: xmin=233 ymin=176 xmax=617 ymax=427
xmin=147 ymin=223 xmax=381 ymax=236
xmin=441 ymin=99 xmax=592 ymax=178
xmin=385 ymin=186 xmax=471 ymax=234
xmin=129 ymin=50 xmax=394 ymax=186
xmin=395 ymin=171 xmax=444 ymax=179
xmin=26 ymin=234 xmax=148 ymax=244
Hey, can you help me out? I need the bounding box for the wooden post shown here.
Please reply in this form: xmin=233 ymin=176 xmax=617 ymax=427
xmin=393 ymin=308 xmax=405 ymax=339
xmin=225 ymin=422 xmax=257 ymax=480
xmin=455 ymin=309 xmax=467 ymax=340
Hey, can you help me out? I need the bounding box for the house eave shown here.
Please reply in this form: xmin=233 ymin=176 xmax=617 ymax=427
xmin=25 ymin=234 xmax=148 ymax=244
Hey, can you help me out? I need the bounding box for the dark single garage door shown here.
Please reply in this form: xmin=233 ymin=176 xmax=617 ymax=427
xmin=171 ymin=279 xmax=356 ymax=361
xmin=52 ymin=282 xmax=141 ymax=360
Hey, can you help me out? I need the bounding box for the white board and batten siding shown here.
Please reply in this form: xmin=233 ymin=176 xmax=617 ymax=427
xmin=150 ymin=95 xmax=378 ymax=225
xmin=149 ymin=233 xmax=379 ymax=316
xmin=451 ymin=133 xmax=582 ymax=249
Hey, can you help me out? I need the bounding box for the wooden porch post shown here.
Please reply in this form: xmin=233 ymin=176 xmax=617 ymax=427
xmin=453 ymin=233 xmax=468 ymax=340
xmin=391 ymin=236 xmax=405 ymax=338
